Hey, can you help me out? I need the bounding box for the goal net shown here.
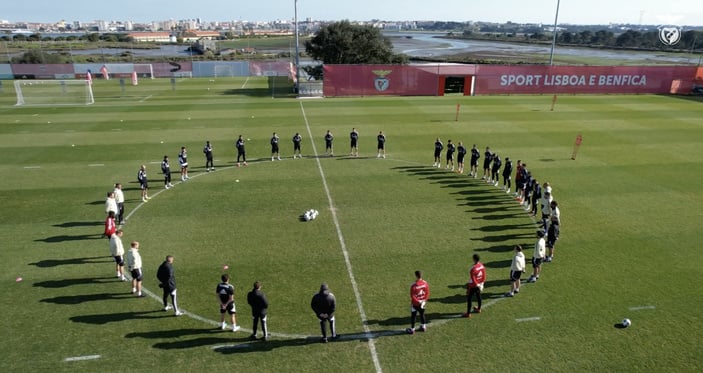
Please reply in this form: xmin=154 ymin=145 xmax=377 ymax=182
xmin=14 ymin=80 xmax=94 ymax=106
xmin=214 ymin=65 xmax=234 ymax=78
xmin=133 ymin=64 xmax=155 ymax=79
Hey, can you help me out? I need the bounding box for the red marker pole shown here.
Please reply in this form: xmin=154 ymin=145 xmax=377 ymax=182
xmin=571 ymin=133 xmax=583 ymax=160
xmin=550 ymin=94 xmax=558 ymax=111
xmin=455 ymin=103 xmax=461 ymax=121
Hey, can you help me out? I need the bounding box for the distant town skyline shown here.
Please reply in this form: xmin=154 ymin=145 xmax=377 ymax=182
xmin=5 ymin=0 xmax=703 ymax=26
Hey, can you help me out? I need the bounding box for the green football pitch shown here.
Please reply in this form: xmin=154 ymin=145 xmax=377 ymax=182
xmin=0 ymin=77 xmax=701 ymax=372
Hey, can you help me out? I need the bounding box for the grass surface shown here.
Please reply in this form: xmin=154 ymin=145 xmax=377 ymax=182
xmin=1 ymin=77 xmax=702 ymax=372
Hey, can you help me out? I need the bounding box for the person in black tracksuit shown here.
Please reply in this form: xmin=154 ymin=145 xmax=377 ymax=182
xmin=157 ymin=255 xmax=183 ymax=316
xmin=247 ymin=281 xmax=269 ymax=341
xmin=311 ymin=283 xmax=337 ymax=342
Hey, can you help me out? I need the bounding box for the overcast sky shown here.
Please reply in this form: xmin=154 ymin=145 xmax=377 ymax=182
xmin=4 ymin=0 xmax=702 ymax=26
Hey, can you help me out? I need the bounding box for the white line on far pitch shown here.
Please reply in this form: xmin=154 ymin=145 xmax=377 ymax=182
xmin=89 ymin=164 xmax=104 ymax=167
xmin=64 ymin=355 xmax=101 ymax=362
xmin=300 ymin=101 xmax=383 ymax=373
xmin=515 ymin=316 xmax=541 ymax=322
xmin=23 ymin=166 xmax=41 ymax=169
xmin=139 ymin=95 xmax=153 ymax=102
xmin=629 ymin=305 xmax=655 ymax=311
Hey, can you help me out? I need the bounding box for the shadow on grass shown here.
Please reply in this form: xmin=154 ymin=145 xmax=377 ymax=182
xmin=126 ymin=327 xmax=225 ymax=339
xmin=85 ymin=200 xmax=104 ymax=206
xmin=483 ymin=259 xmax=512 ymax=269
xmin=41 ymin=292 xmax=133 ymax=305
xmin=29 ymin=256 xmax=112 ymax=267
xmin=473 ymin=223 xmax=530 ymax=232
xmin=34 ymin=276 xmax=116 ymax=288
xmin=35 ymin=234 xmax=104 ymax=243
xmin=70 ymin=310 xmax=163 ymax=325
xmin=470 ymin=233 xmax=531 ymax=243
xmin=475 ymin=244 xmax=530 ymax=253
xmin=471 ymin=212 xmax=528 ymax=221
xmin=53 ymin=221 xmax=102 ymax=228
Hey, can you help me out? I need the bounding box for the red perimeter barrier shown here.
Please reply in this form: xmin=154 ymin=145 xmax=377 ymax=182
xmin=474 ymin=65 xmax=697 ymax=95
xmin=324 ymin=65 xmax=441 ymax=96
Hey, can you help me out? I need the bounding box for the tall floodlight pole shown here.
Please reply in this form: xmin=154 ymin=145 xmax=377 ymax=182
xmin=294 ymin=0 xmax=301 ymax=93
xmin=548 ymin=0 xmax=561 ymax=65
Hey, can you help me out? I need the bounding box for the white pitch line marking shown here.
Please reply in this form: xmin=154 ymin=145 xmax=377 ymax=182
xmin=515 ymin=316 xmax=541 ymax=322
xmin=64 ymin=355 xmax=101 ymax=362
xmin=139 ymin=95 xmax=153 ymax=102
xmin=629 ymin=305 xmax=655 ymax=311
xmin=111 ymin=128 xmax=122 ymax=131
xmin=23 ymin=166 xmax=41 ymax=169
xmin=88 ymin=164 xmax=104 ymax=167
xmin=300 ymin=101 xmax=382 ymax=373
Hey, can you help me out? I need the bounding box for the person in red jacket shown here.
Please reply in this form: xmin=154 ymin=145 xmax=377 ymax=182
xmin=407 ymin=270 xmax=430 ymax=334
xmin=463 ymin=254 xmax=486 ymax=318
xmin=104 ymin=211 xmax=116 ymax=238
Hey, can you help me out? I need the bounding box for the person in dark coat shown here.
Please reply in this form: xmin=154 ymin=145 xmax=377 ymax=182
xmin=157 ymin=255 xmax=183 ymax=316
xmin=311 ymin=283 xmax=337 ymax=342
xmin=247 ymin=281 xmax=269 ymax=341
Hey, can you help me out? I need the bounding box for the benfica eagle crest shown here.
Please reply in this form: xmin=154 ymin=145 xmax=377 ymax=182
xmin=372 ymin=70 xmax=392 ymax=92
xmin=658 ymin=26 xmax=682 ymax=46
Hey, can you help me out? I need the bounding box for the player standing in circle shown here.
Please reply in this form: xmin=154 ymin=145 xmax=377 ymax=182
xmin=491 ymin=154 xmax=502 ymax=187
xmin=216 ymin=274 xmax=240 ymax=332
xmin=445 ymin=139 xmax=456 ymax=171
xmin=110 ymin=229 xmax=127 ymax=281
xmin=137 ymin=165 xmax=149 ymax=202
xmin=270 ymin=132 xmax=280 ymax=161
xmin=469 ymin=144 xmax=480 ymax=177
xmin=324 ymin=130 xmax=334 ymax=157
xmin=482 ymin=146 xmax=493 ymax=180
xmin=433 ymin=138 xmax=443 ymax=168
xmin=407 ymin=270 xmax=430 ymax=334
xmin=349 ymin=127 xmax=359 ymax=157
xmin=546 ymin=200 xmax=560 ymax=262
xmin=161 ymin=155 xmax=173 ymax=189
xmin=502 ymin=157 xmax=513 ymax=192
xmin=126 ymin=241 xmax=144 ymax=297
xmin=376 ymin=131 xmax=386 ymax=158
xmin=178 ymin=146 xmax=189 ymax=181
xmin=247 ymin=281 xmax=270 ymax=340
xmin=456 ymin=141 xmax=467 ymax=174
xmin=113 ymin=183 xmax=125 ymax=225
xmin=105 ymin=191 xmax=118 ymax=218
xmin=311 ymin=283 xmax=337 ymax=343
xmin=463 ymin=254 xmax=486 ymax=317
xmin=203 ymin=140 xmax=214 ymax=171
xmin=292 ymin=132 xmax=303 ymax=159
xmin=506 ymin=245 xmax=525 ymax=297
xmin=104 ymin=211 xmax=116 ymax=240
xmin=529 ymin=230 xmax=546 ymax=282
xmin=235 ymin=135 xmax=247 ymax=167
xmin=157 ymin=255 xmax=184 ymax=316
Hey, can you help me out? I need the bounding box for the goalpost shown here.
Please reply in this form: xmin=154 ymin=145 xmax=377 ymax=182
xmin=14 ymin=80 xmax=94 ymax=106
xmin=133 ymin=63 xmax=155 ymax=79
xmin=214 ymin=65 xmax=234 ymax=78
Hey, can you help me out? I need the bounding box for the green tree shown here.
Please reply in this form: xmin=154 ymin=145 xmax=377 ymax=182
xmin=304 ymin=20 xmax=399 ymax=64
xmin=12 ymin=50 xmax=65 ymax=64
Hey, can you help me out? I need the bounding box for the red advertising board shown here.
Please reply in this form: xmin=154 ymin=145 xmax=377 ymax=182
xmin=11 ymin=64 xmax=74 ymax=79
xmin=324 ymin=65 xmax=441 ymax=96
xmin=474 ymin=65 xmax=697 ymax=94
